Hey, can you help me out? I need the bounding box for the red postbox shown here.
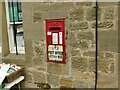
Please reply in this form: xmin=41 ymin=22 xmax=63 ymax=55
xmin=45 ymin=19 xmax=66 ymax=64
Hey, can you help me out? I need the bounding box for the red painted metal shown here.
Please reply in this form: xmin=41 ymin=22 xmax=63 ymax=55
xmin=45 ymin=19 xmax=66 ymax=64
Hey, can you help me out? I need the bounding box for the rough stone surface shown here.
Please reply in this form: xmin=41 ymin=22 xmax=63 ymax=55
xmin=47 ymin=74 xmax=59 ymax=87
xmin=69 ymin=7 xmax=84 ymax=21
xmin=86 ymin=7 xmax=101 ymax=21
xmin=71 ymin=57 xmax=88 ymax=72
xmin=77 ymin=32 xmax=94 ymax=41
xmin=83 ymin=50 xmax=95 ymax=57
xmin=69 ymin=22 xmax=88 ymax=31
xmin=60 ymin=78 xmax=74 ymax=87
xmin=33 ymin=72 xmax=46 ymax=83
xmin=47 ymin=63 xmax=69 ymax=75
xmin=2 ymin=2 xmax=117 ymax=88
xmin=92 ymin=21 xmax=114 ymax=29
xmin=104 ymin=7 xmax=114 ymax=20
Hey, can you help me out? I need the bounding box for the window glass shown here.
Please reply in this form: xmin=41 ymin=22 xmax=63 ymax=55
xmin=16 ymin=25 xmax=24 ymax=48
xmin=8 ymin=1 xmax=22 ymax=22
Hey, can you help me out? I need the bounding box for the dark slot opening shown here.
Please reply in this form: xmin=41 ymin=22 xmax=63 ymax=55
xmin=49 ymin=27 xmax=61 ymax=30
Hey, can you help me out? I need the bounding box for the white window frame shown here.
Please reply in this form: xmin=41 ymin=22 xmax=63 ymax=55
xmin=0 ymin=46 xmax=1 ymax=53
xmin=5 ymin=0 xmax=25 ymax=54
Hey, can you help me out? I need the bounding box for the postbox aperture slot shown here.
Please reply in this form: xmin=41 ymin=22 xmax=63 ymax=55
xmin=49 ymin=27 xmax=61 ymax=30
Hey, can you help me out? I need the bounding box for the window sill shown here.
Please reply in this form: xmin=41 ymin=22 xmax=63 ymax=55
xmin=2 ymin=54 xmax=25 ymax=65
xmin=9 ymin=22 xmax=23 ymax=25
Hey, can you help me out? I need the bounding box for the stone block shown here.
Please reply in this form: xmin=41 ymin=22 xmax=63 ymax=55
xmin=98 ymin=52 xmax=104 ymax=58
xmin=21 ymin=82 xmax=38 ymax=88
xmin=97 ymin=73 xmax=118 ymax=88
xmin=69 ymin=7 xmax=84 ymax=21
xmin=73 ymin=80 xmax=89 ymax=88
xmin=71 ymin=56 xmax=88 ymax=72
xmin=71 ymin=49 xmax=80 ymax=56
xmin=105 ymin=52 xmax=114 ymax=59
xmin=91 ymin=21 xmax=114 ymax=29
xmin=69 ymin=40 xmax=80 ymax=49
xmin=60 ymin=78 xmax=73 ymax=88
xmin=33 ymin=12 xmax=42 ymax=23
xmin=32 ymin=71 xmax=46 ymax=83
xmin=75 ymin=2 xmax=94 ymax=7
xmin=98 ymin=59 xmax=111 ymax=73
xmin=67 ymin=32 xmax=77 ymax=43
xmin=43 ymin=10 xmax=68 ymax=20
xmin=98 ymin=2 xmax=118 ymax=7
xmin=83 ymin=50 xmax=95 ymax=57
xmin=24 ymin=72 xmax=33 ymax=83
xmin=33 ymin=57 xmax=45 ymax=67
xmin=86 ymin=7 xmax=101 ymax=21
xmin=47 ymin=74 xmax=59 ymax=87
xmin=110 ymin=63 xmax=115 ymax=73
xmin=104 ymin=7 xmax=114 ymax=20
xmin=88 ymin=58 xmax=95 ymax=72
xmin=79 ymin=40 xmax=89 ymax=50
xmin=77 ymin=32 xmax=94 ymax=41
xmin=47 ymin=63 xmax=69 ymax=75
xmin=69 ymin=22 xmax=88 ymax=31
xmin=98 ymin=30 xmax=118 ymax=52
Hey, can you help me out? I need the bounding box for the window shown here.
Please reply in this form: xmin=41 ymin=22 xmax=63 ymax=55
xmin=5 ymin=0 xmax=25 ymax=54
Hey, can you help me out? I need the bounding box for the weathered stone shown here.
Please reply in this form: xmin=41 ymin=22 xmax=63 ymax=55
xmin=83 ymin=50 xmax=95 ymax=57
xmin=68 ymin=32 xmax=79 ymax=48
xmin=33 ymin=2 xmax=74 ymax=11
xmin=98 ymin=59 xmax=110 ymax=73
xmin=98 ymin=52 xmax=104 ymax=58
xmin=36 ymin=82 xmax=51 ymax=89
xmin=33 ymin=56 xmax=45 ymax=67
xmin=98 ymin=2 xmax=117 ymax=7
xmin=60 ymin=78 xmax=73 ymax=87
xmin=98 ymin=30 xmax=118 ymax=52
xmin=80 ymin=72 xmax=95 ymax=80
xmin=69 ymin=8 xmax=84 ymax=21
xmin=105 ymin=52 xmax=114 ymax=59
xmin=104 ymin=8 xmax=114 ymax=20
xmin=47 ymin=74 xmax=59 ymax=87
xmin=21 ymin=82 xmax=38 ymax=88
xmin=71 ymin=57 xmax=88 ymax=72
xmin=36 ymin=66 xmax=46 ymax=71
xmin=71 ymin=49 xmax=80 ymax=56
xmin=47 ymin=63 xmax=69 ymax=75
xmin=91 ymin=21 xmax=114 ymax=29
xmin=69 ymin=22 xmax=88 ymax=31
xmin=97 ymin=73 xmax=118 ymax=88
xmin=88 ymin=58 xmax=95 ymax=72
xmin=77 ymin=32 xmax=94 ymax=41
xmin=74 ymin=80 xmax=89 ymax=88
xmin=19 ymin=2 xmax=119 ymax=88
xmin=86 ymin=7 xmax=101 ymax=21
xmin=110 ymin=63 xmax=115 ymax=73
xmin=60 ymin=86 xmax=76 ymax=90
xmin=32 ymin=71 xmax=46 ymax=83
xmin=79 ymin=40 xmax=89 ymax=50
xmin=75 ymin=2 xmax=94 ymax=7
xmin=24 ymin=72 xmax=33 ymax=83
xmin=70 ymin=40 xmax=80 ymax=49
xmin=68 ymin=32 xmax=77 ymax=42
xmin=33 ymin=12 xmax=42 ymax=22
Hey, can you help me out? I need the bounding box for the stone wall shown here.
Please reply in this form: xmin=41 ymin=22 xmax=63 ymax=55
xmin=16 ymin=2 xmax=118 ymax=88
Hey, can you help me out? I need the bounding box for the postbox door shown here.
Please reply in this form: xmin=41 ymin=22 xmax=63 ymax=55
xmin=46 ymin=19 xmax=66 ymax=64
